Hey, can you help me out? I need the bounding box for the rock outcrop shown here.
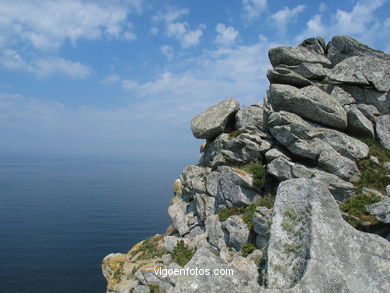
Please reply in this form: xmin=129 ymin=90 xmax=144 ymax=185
xmin=102 ymin=35 xmax=390 ymax=293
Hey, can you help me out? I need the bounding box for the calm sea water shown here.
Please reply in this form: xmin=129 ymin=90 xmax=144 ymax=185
xmin=0 ymin=154 xmax=190 ymax=293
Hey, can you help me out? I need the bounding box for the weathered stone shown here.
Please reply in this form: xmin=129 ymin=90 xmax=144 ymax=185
xmin=253 ymin=207 xmax=272 ymax=249
xmin=338 ymin=85 xmax=390 ymax=115
xmin=376 ymin=115 xmax=390 ymax=150
xmin=200 ymin=132 xmax=272 ymax=168
xmin=268 ymin=111 xmax=367 ymax=181
xmin=191 ymin=98 xmax=240 ymax=139
xmin=204 ymin=215 xmax=227 ymax=250
xmin=356 ymin=104 xmax=380 ymax=122
xmin=235 ymin=103 xmax=265 ymax=131
xmin=267 ymin=156 xmax=356 ymax=200
xmin=168 ymin=198 xmax=189 ymax=236
xmin=327 ymin=35 xmax=390 ymax=65
xmin=330 ymin=86 xmax=356 ymax=105
xmin=387 ymin=185 xmax=390 ymax=196
xmin=264 ymin=147 xmax=291 ymax=162
xmin=267 ymin=68 xmax=312 ymax=88
xmin=369 ymin=155 xmax=380 ymax=165
xmin=268 ymin=84 xmax=347 ymax=130
xmin=205 ymin=171 xmax=219 ymax=197
xmin=216 ymin=166 xmax=261 ymax=207
xmin=172 ymin=247 xmax=260 ymax=292
xmin=180 ymin=165 xmax=209 ymax=195
xmin=362 ymin=187 xmax=385 ymax=199
xmin=346 ymin=107 xmax=375 ymax=138
xmin=366 ymin=197 xmax=390 ymax=224
xmin=195 ymin=193 xmax=217 ymax=221
xmin=269 ymin=45 xmax=331 ymax=67
xmin=317 ymin=147 xmax=360 ymax=181
xmin=223 ymin=215 xmax=250 ymax=251
xmin=285 ymin=62 xmax=330 ymax=80
xmin=267 ymin=178 xmax=390 ymax=291
xmin=300 ymin=37 xmax=326 ymax=55
xmin=328 ymin=56 xmax=390 ymax=92
xmin=268 ymin=111 xmax=368 ymax=161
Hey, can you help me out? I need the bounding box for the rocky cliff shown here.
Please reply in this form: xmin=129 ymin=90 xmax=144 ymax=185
xmin=102 ymin=35 xmax=390 ymax=293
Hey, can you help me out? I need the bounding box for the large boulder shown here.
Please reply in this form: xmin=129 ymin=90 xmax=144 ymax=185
xmin=172 ymin=247 xmax=259 ymax=292
xmin=268 ymin=84 xmax=347 ymax=130
xmin=346 ymin=107 xmax=375 ymax=138
xmin=376 ymin=115 xmax=390 ymax=150
xmin=327 ymin=35 xmax=390 ymax=65
xmin=327 ymin=56 xmax=390 ymax=92
xmin=299 ymin=37 xmax=326 ymax=55
xmin=277 ymin=62 xmax=330 ymax=80
xmin=268 ymin=111 xmax=368 ymax=181
xmin=199 ymin=132 xmax=272 ymax=168
xmin=222 ymin=215 xmax=250 ymax=251
xmin=267 ymin=156 xmax=355 ymax=200
xmin=235 ymin=103 xmax=265 ymax=131
xmin=191 ymin=98 xmax=240 ymax=139
xmin=266 ymin=68 xmax=312 ymax=88
xmin=267 ymin=178 xmax=390 ymax=291
xmin=269 ymin=45 xmax=331 ymax=67
xmin=213 ymin=166 xmax=261 ymax=207
xmin=179 ymin=165 xmax=210 ymax=196
xmin=366 ymin=197 xmax=390 ymax=224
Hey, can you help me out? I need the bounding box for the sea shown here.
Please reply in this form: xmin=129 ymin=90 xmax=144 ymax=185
xmin=0 ymin=153 xmax=191 ymax=293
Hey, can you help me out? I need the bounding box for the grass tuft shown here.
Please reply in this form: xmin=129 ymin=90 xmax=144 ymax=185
xmin=240 ymin=160 xmax=267 ymax=188
xmin=218 ymin=195 xmax=275 ymax=229
xmin=340 ymin=192 xmax=382 ymax=228
xmin=241 ymin=243 xmax=256 ymax=257
xmin=172 ymin=240 xmax=194 ymax=266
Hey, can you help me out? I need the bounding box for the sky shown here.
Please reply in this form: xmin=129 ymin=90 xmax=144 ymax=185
xmin=0 ymin=0 xmax=389 ymax=159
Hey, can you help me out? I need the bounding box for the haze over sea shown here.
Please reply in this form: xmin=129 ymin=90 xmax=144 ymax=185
xmin=0 ymin=153 xmax=190 ymax=293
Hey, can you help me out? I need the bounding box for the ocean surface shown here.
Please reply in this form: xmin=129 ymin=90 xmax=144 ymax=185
xmin=0 ymin=154 xmax=191 ymax=293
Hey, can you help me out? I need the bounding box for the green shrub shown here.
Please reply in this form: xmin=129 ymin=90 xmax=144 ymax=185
xmin=148 ymin=285 xmax=162 ymax=293
xmin=360 ymin=138 xmax=390 ymax=163
xmin=356 ymin=159 xmax=389 ymax=193
xmin=241 ymin=161 xmax=267 ymax=188
xmin=218 ymin=206 xmax=246 ymax=221
xmin=219 ymin=195 xmax=275 ymax=229
xmin=172 ymin=240 xmax=194 ymax=266
xmin=257 ymin=195 xmax=275 ymax=209
xmin=137 ymin=235 xmax=167 ymax=260
xmin=241 ymin=243 xmax=256 ymax=257
xmin=340 ymin=192 xmax=382 ymax=228
xmin=228 ymin=130 xmax=242 ymax=139
xmin=242 ymin=204 xmax=257 ymax=229
xmin=352 ymin=138 xmax=390 ymax=194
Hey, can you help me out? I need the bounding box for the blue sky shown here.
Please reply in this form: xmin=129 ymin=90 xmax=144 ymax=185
xmin=0 ymin=0 xmax=389 ymax=159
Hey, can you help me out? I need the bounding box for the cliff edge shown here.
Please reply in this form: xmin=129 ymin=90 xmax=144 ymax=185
xmin=102 ymin=35 xmax=390 ymax=293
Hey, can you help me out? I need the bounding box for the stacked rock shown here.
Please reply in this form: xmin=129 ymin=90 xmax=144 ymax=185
xmin=102 ymin=36 xmax=390 ymax=293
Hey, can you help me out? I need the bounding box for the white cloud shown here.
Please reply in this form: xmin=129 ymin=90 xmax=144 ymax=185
xmin=102 ymin=74 xmax=121 ymax=85
xmin=160 ymin=45 xmax=174 ymax=61
xmin=0 ymin=50 xmax=91 ymax=79
xmin=0 ymin=0 xmax=138 ymax=51
xmin=152 ymin=7 xmax=189 ymax=23
xmin=297 ymin=0 xmax=388 ymax=45
xmin=215 ymin=24 xmax=239 ymax=47
xmin=121 ymin=36 xmax=275 ymax=117
xmin=34 ymin=58 xmax=91 ymax=79
xmin=272 ymin=5 xmax=306 ymax=34
xmin=153 ymin=7 xmax=204 ymax=48
xmin=241 ymin=0 xmax=268 ymax=22
xmin=0 ymin=49 xmax=33 ymax=71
